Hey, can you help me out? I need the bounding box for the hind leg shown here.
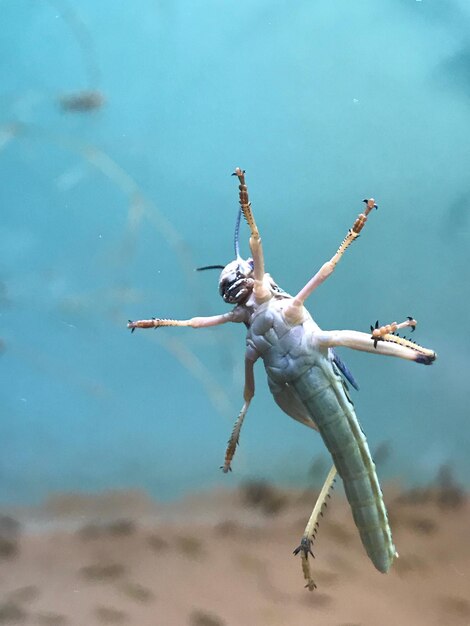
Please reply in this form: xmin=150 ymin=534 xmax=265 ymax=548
xmin=293 ymin=465 xmax=337 ymax=591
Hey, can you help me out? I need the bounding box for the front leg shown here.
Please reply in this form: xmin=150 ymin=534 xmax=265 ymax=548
xmin=284 ymin=198 xmax=377 ymax=324
xmin=232 ymin=168 xmax=271 ymax=303
xmin=316 ymin=317 xmax=436 ymax=364
xmin=128 ymin=311 xmax=237 ymax=332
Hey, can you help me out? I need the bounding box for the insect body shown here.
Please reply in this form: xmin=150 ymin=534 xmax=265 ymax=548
xmin=128 ymin=169 xmax=436 ymax=589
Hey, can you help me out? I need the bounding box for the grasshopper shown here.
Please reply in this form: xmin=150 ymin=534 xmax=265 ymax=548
xmin=128 ymin=169 xmax=436 ymax=589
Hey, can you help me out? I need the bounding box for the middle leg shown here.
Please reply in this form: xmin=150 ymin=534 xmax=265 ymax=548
xmin=284 ymin=198 xmax=377 ymax=324
xmin=222 ymin=355 xmax=257 ymax=473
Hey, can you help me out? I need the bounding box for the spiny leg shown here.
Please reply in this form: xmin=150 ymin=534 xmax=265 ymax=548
xmin=232 ymin=168 xmax=270 ymax=302
xmin=284 ymin=198 xmax=377 ymax=324
xmin=293 ymin=465 xmax=337 ymax=591
xmin=222 ymin=356 xmax=256 ymax=472
xmin=316 ymin=317 xmax=436 ymax=364
xmin=127 ymin=311 xmax=236 ymax=332
xmin=370 ymin=316 xmax=415 ymax=347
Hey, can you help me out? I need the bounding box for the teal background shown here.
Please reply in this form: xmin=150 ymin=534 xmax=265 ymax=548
xmin=1 ymin=0 xmax=469 ymax=504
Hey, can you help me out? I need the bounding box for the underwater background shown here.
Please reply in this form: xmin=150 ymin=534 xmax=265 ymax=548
xmin=1 ymin=0 xmax=469 ymax=506
xmin=1 ymin=4 xmax=470 ymax=625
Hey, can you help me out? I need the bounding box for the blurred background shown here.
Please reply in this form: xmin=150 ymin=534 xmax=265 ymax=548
xmin=0 ymin=1 xmax=469 ymax=625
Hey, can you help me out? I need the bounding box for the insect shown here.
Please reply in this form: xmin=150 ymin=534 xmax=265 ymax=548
xmin=128 ymin=169 xmax=436 ymax=589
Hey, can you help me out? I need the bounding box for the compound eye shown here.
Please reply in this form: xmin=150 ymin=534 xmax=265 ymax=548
xmin=219 ymin=278 xmax=229 ymax=299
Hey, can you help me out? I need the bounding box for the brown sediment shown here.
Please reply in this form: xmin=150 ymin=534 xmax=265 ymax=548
xmin=0 ymin=516 xmax=21 ymax=560
xmin=311 ymin=568 xmax=340 ymax=587
xmin=117 ymin=582 xmax=155 ymax=604
xmin=392 ymin=553 xmax=429 ymax=576
xmin=438 ymin=595 xmax=470 ymax=619
xmin=146 ymin=533 xmax=170 ymax=552
xmin=6 ymin=585 xmax=40 ymax=604
xmin=213 ymin=520 xmax=241 ymax=537
xmin=323 ymin=520 xmax=354 ymax=545
xmin=0 ymin=601 xmax=28 ymax=622
xmin=174 ymin=535 xmax=205 ymax=559
xmin=301 ymin=591 xmax=333 ymax=608
xmin=78 ymin=519 xmax=137 ymax=540
xmin=36 ymin=612 xmax=68 ymax=625
xmin=403 ymin=516 xmax=437 ymax=535
xmin=189 ymin=610 xmax=226 ymax=626
xmin=79 ymin=563 xmax=126 ymax=582
xmin=0 ymin=484 xmax=467 ymax=626
xmin=239 ymin=480 xmax=289 ymax=515
xmin=0 ymin=538 xmax=18 ymax=560
xmin=94 ymin=605 xmax=128 ymax=623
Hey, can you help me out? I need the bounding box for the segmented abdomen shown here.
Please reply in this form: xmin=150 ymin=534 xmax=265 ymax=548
xmin=292 ymin=364 xmax=396 ymax=573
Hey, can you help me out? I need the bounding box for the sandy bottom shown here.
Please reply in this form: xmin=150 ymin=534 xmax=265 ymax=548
xmin=0 ymin=482 xmax=469 ymax=626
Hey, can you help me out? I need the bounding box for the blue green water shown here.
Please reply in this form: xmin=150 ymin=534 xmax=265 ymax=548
xmin=1 ymin=0 xmax=469 ymax=504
